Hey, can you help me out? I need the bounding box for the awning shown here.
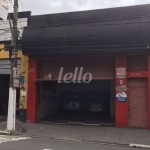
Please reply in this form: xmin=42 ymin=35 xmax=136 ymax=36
xmin=22 ymin=5 xmax=150 ymax=56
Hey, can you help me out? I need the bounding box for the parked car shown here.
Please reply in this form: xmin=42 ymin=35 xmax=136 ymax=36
xmin=63 ymin=95 xmax=83 ymax=111
xmin=89 ymin=98 xmax=104 ymax=112
xmin=83 ymin=92 xmax=105 ymax=113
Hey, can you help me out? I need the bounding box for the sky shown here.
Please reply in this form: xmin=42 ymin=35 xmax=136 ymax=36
xmin=8 ymin=0 xmax=150 ymax=15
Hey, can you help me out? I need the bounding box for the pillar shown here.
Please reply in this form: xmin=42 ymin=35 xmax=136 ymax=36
xmin=26 ymin=58 xmax=38 ymax=123
xmin=148 ymin=55 xmax=150 ymax=130
xmin=115 ymin=55 xmax=128 ymax=128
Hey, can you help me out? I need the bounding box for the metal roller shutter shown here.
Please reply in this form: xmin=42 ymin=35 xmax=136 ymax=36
xmin=38 ymin=56 xmax=115 ymax=79
xmin=0 ymin=59 xmax=21 ymax=74
xmin=128 ymin=78 xmax=148 ymax=128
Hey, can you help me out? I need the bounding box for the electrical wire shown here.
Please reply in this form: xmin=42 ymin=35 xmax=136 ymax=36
xmin=28 ymin=13 xmax=150 ymax=28
xmin=17 ymin=0 xmax=25 ymax=37
xmin=0 ymin=0 xmax=13 ymax=40
xmin=19 ymin=0 xmax=24 ymax=11
xmin=27 ymin=20 xmax=150 ymax=29
xmin=1 ymin=20 xmax=29 ymax=41
xmin=22 ymin=43 xmax=150 ymax=49
xmin=8 ymin=0 xmax=13 ymax=10
xmin=22 ymin=17 xmax=150 ymax=48
xmin=32 ymin=40 xmax=149 ymax=49
xmin=7 ymin=0 xmax=25 ymax=39
xmin=0 ymin=21 xmax=150 ymax=42
xmin=0 ymin=27 xmax=24 ymax=31
xmin=0 ymin=27 xmax=23 ymax=39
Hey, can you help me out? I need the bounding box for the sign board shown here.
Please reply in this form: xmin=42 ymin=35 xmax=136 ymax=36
xmin=116 ymin=85 xmax=127 ymax=92
xmin=0 ymin=0 xmax=10 ymax=20
xmin=116 ymin=67 xmax=126 ymax=79
xmin=13 ymin=68 xmax=20 ymax=78
xmin=21 ymin=91 xmax=27 ymax=97
xmin=44 ymin=73 xmax=52 ymax=79
xmin=116 ymin=92 xmax=127 ymax=102
xmin=13 ymin=68 xmax=20 ymax=88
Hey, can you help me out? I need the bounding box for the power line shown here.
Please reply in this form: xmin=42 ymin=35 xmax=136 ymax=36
xmin=18 ymin=0 xmax=24 ymax=31
xmin=27 ymin=20 xmax=150 ymax=29
xmin=0 ymin=27 xmax=24 ymax=39
xmin=8 ymin=0 xmax=13 ymax=10
xmin=0 ymin=21 xmax=27 ymax=27
xmin=19 ymin=0 xmax=24 ymax=11
xmin=0 ymin=3 xmax=23 ymax=42
xmin=25 ymin=42 xmax=150 ymax=47
xmin=0 ymin=27 xmax=24 ymax=31
xmin=0 ymin=20 xmax=27 ymax=24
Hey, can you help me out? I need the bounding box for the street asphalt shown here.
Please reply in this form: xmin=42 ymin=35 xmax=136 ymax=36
xmin=0 ymin=137 xmax=145 ymax=150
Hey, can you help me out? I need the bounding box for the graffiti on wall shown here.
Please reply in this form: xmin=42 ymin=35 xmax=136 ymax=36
xmin=19 ymin=71 xmax=27 ymax=109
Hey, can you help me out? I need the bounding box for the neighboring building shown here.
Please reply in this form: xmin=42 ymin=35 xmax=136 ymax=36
xmin=0 ymin=47 xmax=28 ymax=119
xmin=0 ymin=12 xmax=31 ymax=122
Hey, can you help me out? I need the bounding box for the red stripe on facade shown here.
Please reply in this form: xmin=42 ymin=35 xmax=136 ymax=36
xmin=27 ymin=59 xmax=38 ymax=123
xmin=148 ymin=55 xmax=150 ymax=130
xmin=127 ymin=72 xmax=148 ymax=78
xmin=115 ymin=55 xmax=128 ymax=128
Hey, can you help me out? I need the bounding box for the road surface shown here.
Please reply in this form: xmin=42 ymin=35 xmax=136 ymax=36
xmin=0 ymin=135 xmax=144 ymax=150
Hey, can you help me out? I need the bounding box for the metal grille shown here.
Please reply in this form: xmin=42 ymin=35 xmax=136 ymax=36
xmin=127 ymin=55 xmax=147 ymax=71
xmin=128 ymin=78 xmax=148 ymax=128
xmin=38 ymin=56 xmax=115 ymax=79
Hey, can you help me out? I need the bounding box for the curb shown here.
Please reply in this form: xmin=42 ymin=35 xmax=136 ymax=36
xmin=30 ymin=135 xmax=129 ymax=147
xmin=4 ymin=133 xmax=150 ymax=149
xmin=130 ymin=144 xmax=150 ymax=149
xmin=29 ymin=135 xmax=150 ymax=149
xmin=0 ymin=131 xmax=11 ymax=135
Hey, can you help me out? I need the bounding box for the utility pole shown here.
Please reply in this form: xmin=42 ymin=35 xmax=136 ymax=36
xmin=7 ymin=0 xmax=18 ymax=131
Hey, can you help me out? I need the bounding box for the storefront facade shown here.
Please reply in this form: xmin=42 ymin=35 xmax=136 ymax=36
xmin=22 ymin=4 xmax=150 ymax=129
xmin=24 ymin=53 xmax=150 ymax=129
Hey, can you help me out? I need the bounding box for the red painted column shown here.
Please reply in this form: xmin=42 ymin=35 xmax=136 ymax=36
xmin=26 ymin=58 xmax=38 ymax=123
xmin=115 ymin=55 xmax=128 ymax=128
xmin=148 ymin=55 xmax=150 ymax=130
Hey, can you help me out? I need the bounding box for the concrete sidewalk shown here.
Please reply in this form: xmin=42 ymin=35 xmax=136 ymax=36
xmin=0 ymin=120 xmax=150 ymax=146
xmin=21 ymin=123 xmax=150 ymax=146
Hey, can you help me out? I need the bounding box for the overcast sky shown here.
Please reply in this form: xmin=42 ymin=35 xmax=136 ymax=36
xmin=9 ymin=0 xmax=150 ymax=15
